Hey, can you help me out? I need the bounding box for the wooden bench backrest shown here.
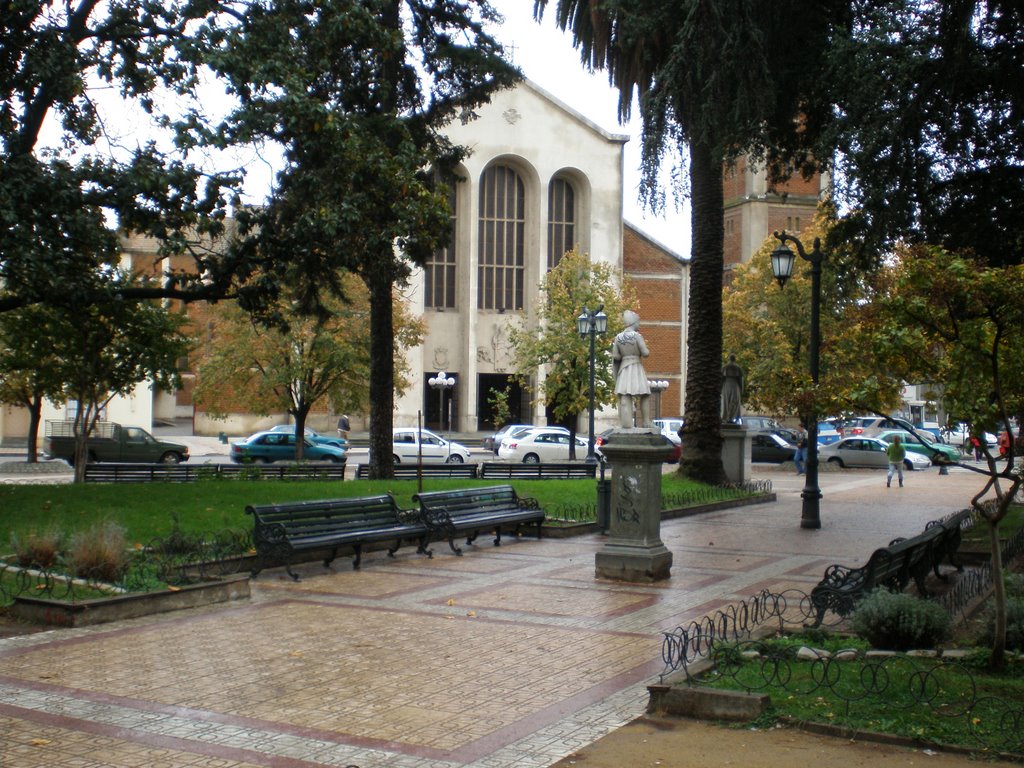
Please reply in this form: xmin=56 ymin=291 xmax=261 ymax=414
xmin=413 ymin=485 xmax=518 ymax=518
xmin=246 ymin=495 xmax=401 ymax=537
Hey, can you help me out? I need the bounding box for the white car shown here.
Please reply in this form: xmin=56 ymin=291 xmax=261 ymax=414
xmin=818 ymin=436 xmax=932 ymax=471
xmin=652 ymin=418 xmax=684 ymax=445
xmin=486 ymin=423 xmax=569 ymax=455
xmin=942 ymin=423 xmax=998 ymax=451
xmin=498 ymin=428 xmax=588 ymax=463
xmin=392 ymin=428 xmax=472 ymax=464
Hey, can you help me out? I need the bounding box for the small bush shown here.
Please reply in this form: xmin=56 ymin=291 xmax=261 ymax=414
xmin=68 ymin=522 xmax=129 ymax=583
xmin=976 ymin=597 xmax=1024 ymax=652
xmin=10 ymin=528 xmax=64 ymax=569
xmin=849 ymin=590 xmax=951 ymax=651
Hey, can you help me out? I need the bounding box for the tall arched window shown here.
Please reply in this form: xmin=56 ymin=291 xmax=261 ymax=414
xmin=547 ymin=176 xmax=575 ymax=269
xmin=478 ymin=165 xmax=525 ymax=310
xmin=425 ymin=185 xmax=457 ymax=309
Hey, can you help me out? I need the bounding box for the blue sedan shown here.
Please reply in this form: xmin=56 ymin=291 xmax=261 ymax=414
xmin=230 ymin=430 xmax=347 ymax=463
xmin=267 ymin=424 xmax=349 ymax=449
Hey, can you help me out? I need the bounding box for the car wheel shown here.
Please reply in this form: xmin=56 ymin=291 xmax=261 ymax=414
xmin=445 ymin=454 xmax=465 ymax=464
xmin=159 ymin=452 xmax=182 ymax=464
xmin=904 ymin=458 xmax=916 ymax=471
xmin=250 ymin=456 xmax=269 ymax=464
xmin=328 ymin=455 xmax=344 ymax=464
xmin=827 ymin=457 xmax=844 ymax=468
xmin=392 ymin=454 xmax=401 ymax=465
xmin=523 ymin=453 xmax=540 ymax=464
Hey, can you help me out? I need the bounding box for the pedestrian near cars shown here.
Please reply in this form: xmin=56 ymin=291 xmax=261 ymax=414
xmin=886 ymin=435 xmax=906 ymax=488
xmin=337 ymin=414 xmax=350 ymax=440
xmin=794 ymin=424 xmax=807 ymax=475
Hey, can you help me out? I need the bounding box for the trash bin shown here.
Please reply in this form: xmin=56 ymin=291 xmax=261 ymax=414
xmin=596 ymin=478 xmax=611 ymax=534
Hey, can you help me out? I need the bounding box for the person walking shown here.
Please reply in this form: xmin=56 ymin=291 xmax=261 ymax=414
xmin=794 ymin=425 xmax=807 ymax=475
xmin=886 ymin=435 xmax=906 ymax=488
xmin=337 ymin=414 xmax=350 ymax=440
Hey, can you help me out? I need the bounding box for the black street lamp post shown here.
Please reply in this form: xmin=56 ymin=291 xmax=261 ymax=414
xmin=771 ymin=231 xmax=824 ymax=530
xmin=577 ymin=305 xmax=608 ymax=463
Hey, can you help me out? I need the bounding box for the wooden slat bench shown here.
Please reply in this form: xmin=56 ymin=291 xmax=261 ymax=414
xmin=479 ymin=462 xmax=598 ymax=480
xmin=246 ymin=494 xmax=428 ymax=580
xmin=805 ymin=513 xmax=968 ymax=628
xmin=86 ymin=462 xmax=347 ymax=483
xmin=354 ymin=463 xmax=479 ymax=479
xmin=412 ymin=484 xmax=544 ymax=556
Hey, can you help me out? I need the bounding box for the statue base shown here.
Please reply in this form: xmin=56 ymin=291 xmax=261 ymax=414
xmin=720 ymin=423 xmax=750 ymax=483
xmin=594 ymin=429 xmax=674 ymax=583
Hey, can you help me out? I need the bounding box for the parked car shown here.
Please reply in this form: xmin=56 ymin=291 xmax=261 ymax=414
xmin=751 ymin=432 xmax=797 ymax=463
xmin=818 ymin=436 xmax=931 ymax=471
xmin=229 ymin=430 xmax=347 ymax=464
xmin=942 ymin=423 xmax=999 ymax=451
xmin=44 ymin=420 xmax=189 ymax=465
xmin=842 ymin=415 xmax=918 ymax=438
xmin=815 ymin=421 xmax=842 ymax=445
xmin=268 ymin=424 xmax=348 ymax=449
xmin=498 ymin=428 xmax=588 ymax=463
xmin=392 ymin=427 xmax=472 ymax=464
xmin=875 ymin=430 xmax=959 ymax=464
xmin=484 ymin=424 xmax=569 ymax=455
xmin=652 ymin=418 xmax=684 ymax=443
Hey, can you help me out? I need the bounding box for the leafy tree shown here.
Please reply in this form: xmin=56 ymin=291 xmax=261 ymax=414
xmin=0 ymin=306 xmax=69 ymax=461
xmin=868 ymin=246 xmax=1024 ymax=670
xmin=193 ymin=273 xmax=423 ymax=460
xmin=48 ymin=276 xmax=193 ymax=482
xmin=534 ymin=0 xmax=850 ymax=483
xmin=723 ymin=210 xmax=904 ymax=421
xmin=196 ymin=0 xmax=518 ymax=478
xmin=821 ymin=0 xmax=1024 ymax=269
xmin=1 ymin=1 xmax=241 ymax=314
xmin=509 ymin=249 xmax=635 ymax=458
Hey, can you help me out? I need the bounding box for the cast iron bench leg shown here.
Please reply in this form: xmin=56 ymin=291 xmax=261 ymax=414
xmin=323 ymin=547 xmax=339 ymax=569
xmin=352 ymin=543 xmax=363 ymax=570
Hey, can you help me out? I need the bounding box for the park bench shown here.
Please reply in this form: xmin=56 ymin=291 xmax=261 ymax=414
xmin=354 ymin=463 xmax=479 ymax=479
xmin=479 ymin=461 xmax=598 ymax=480
xmin=86 ymin=462 xmax=347 ymax=483
xmin=805 ymin=513 xmax=970 ymax=628
xmin=246 ymin=494 xmax=429 ymax=580
xmin=412 ymin=484 xmax=544 ymax=556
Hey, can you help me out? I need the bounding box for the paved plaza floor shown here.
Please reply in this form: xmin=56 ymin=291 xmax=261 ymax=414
xmin=0 ymin=464 xmax=995 ymax=767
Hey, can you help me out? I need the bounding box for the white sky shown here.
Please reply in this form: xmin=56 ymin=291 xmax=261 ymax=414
xmin=486 ymin=2 xmax=690 ymax=257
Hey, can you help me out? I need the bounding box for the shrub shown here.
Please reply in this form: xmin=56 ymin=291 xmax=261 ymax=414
xmin=976 ymin=597 xmax=1024 ymax=652
xmin=849 ymin=590 xmax=951 ymax=651
xmin=10 ymin=528 xmax=64 ymax=569
xmin=68 ymin=522 xmax=129 ymax=583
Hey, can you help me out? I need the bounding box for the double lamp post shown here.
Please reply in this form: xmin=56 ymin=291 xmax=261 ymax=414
xmin=770 ymin=231 xmax=825 ymax=530
xmin=577 ymin=305 xmax=608 ymax=464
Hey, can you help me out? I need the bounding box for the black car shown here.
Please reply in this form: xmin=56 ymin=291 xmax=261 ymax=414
xmin=751 ymin=432 xmax=797 ymax=463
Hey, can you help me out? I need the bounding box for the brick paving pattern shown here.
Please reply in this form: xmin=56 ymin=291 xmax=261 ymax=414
xmin=0 ymin=466 xmax=988 ymax=767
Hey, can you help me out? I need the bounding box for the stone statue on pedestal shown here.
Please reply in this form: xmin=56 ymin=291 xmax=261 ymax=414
xmin=612 ymin=310 xmax=651 ymax=429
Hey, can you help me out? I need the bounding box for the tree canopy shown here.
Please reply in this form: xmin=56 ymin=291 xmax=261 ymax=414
xmin=533 ymin=0 xmax=850 ymax=483
xmin=822 ymin=0 xmax=1024 ymax=268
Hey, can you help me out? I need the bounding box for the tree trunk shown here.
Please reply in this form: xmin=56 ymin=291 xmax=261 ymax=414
xmin=677 ymin=138 xmax=727 ymax=484
xmin=988 ymin=518 xmax=1007 ymax=671
xmin=367 ymin=267 xmax=395 ymax=479
xmin=293 ymin=406 xmax=309 ymax=461
xmin=25 ymin=397 xmax=42 ymax=463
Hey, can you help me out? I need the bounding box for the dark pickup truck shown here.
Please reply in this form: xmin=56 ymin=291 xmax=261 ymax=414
xmin=44 ymin=421 xmax=190 ymax=464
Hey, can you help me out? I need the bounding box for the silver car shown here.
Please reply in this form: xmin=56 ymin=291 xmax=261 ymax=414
xmin=819 ymin=436 xmax=931 ymax=471
xmin=391 ymin=428 xmax=472 ymax=464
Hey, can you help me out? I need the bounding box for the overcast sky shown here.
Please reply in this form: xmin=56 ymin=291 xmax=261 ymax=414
xmin=485 ymin=2 xmax=690 ymax=257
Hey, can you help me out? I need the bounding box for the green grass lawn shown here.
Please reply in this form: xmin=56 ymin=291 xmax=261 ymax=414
xmin=0 ymin=472 xmax=753 ymax=545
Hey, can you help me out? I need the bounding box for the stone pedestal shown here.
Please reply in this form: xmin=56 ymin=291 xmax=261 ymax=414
xmin=720 ymin=424 xmax=750 ymax=483
xmin=595 ymin=429 xmax=674 ymax=582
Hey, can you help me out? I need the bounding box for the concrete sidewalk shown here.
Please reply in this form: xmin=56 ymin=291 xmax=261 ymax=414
xmin=0 ymin=466 xmax=992 ymax=767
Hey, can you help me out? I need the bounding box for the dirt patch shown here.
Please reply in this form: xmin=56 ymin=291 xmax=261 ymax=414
xmin=551 ymin=716 xmax=1020 ymax=768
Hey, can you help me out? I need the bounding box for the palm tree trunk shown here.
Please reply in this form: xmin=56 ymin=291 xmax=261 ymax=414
xmin=367 ymin=266 xmax=395 ymax=479
xmin=677 ymin=138 xmax=727 ymax=484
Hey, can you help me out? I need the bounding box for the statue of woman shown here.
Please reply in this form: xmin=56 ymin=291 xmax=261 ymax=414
xmin=612 ymin=310 xmax=651 ymax=428
xmin=721 ymin=354 xmax=743 ymax=423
